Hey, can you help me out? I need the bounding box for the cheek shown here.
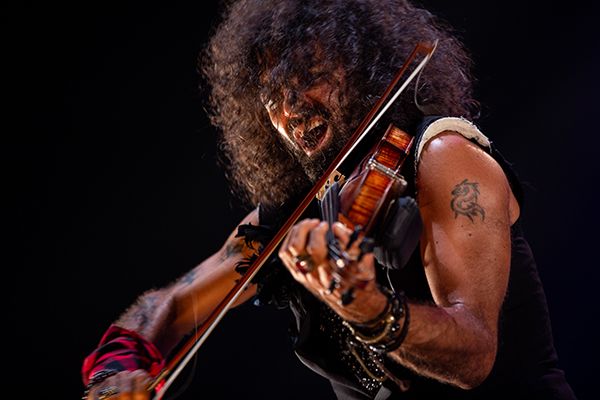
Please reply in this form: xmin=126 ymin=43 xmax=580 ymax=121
xmin=266 ymin=108 xmax=295 ymax=146
xmin=265 ymin=107 xmax=279 ymax=128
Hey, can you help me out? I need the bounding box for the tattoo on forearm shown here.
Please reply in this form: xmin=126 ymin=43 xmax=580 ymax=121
xmin=234 ymin=254 xmax=258 ymax=278
xmin=117 ymin=292 xmax=159 ymax=335
xmin=179 ymin=239 xmax=246 ymax=287
xmin=225 ymin=240 xmax=245 ymax=258
xmin=218 ymin=236 xmax=258 ymax=281
xmin=116 ymin=290 xmax=176 ymax=343
xmin=136 ymin=293 xmax=158 ymax=329
xmin=450 ymin=179 xmax=485 ymax=222
xmin=180 ymin=269 xmax=196 ymax=285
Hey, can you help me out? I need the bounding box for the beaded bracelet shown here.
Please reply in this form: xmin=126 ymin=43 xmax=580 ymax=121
xmin=81 ymin=369 xmax=120 ymax=399
xmin=342 ymin=286 xmax=409 ymax=354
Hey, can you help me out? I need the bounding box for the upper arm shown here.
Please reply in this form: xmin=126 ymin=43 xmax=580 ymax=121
xmin=416 ymin=132 xmax=513 ymax=334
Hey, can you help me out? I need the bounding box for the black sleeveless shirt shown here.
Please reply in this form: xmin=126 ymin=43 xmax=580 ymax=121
xmin=249 ymin=117 xmax=576 ymax=399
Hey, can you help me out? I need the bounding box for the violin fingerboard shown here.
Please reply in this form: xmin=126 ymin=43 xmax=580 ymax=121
xmin=372 ymin=124 xmax=414 ymax=172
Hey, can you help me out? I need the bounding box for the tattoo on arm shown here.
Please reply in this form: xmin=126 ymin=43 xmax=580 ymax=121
xmin=225 ymin=240 xmax=245 ymax=258
xmin=228 ymin=235 xmax=261 ymax=282
xmin=218 ymin=236 xmax=256 ymax=280
xmin=116 ymin=291 xmax=175 ymax=339
xmin=177 ymin=239 xmax=246 ymax=287
xmin=450 ymin=179 xmax=485 ymax=222
xmin=180 ymin=269 xmax=196 ymax=285
xmin=136 ymin=293 xmax=158 ymax=330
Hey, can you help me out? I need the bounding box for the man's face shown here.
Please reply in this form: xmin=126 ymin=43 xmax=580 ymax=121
xmin=261 ymin=74 xmax=342 ymax=160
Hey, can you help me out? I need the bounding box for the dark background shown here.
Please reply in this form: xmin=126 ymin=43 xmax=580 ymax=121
xmin=6 ymin=1 xmax=599 ymax=399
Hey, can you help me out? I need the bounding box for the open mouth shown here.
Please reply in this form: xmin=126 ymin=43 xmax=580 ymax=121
xmin=294 ymin=118 xmax=331 ymax=156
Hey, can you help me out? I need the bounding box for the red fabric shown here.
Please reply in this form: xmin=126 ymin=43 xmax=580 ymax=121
xmin=82 ymin=325 xmax=165 ymax=387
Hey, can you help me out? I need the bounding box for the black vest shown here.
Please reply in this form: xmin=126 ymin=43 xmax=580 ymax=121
xmin=248 ymin=117 xmax=576 ymax=399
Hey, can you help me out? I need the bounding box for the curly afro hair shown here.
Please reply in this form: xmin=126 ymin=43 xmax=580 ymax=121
xmin=202 ymin=0 xmax=477 ymax=207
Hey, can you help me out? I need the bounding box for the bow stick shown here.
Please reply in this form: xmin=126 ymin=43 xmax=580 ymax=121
xmin=149 ymin=39 xmax=438 ymax=399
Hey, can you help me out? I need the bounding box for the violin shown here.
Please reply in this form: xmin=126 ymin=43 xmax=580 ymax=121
xmin=319 ymin=122 xmax=415 ymax=305
xmin=148 ymin=40 xmax=438 ymax=399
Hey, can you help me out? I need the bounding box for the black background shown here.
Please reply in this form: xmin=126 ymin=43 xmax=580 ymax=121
xmin=6 ymin=1 xmax=599 ymax=399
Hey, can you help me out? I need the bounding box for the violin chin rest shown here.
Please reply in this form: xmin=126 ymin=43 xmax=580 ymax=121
xmin=374 ymin=196 xmax=422 ymax=271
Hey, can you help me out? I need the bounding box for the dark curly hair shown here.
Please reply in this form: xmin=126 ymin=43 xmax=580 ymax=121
xmin=202 ymin=0 xmax=477 ymax=208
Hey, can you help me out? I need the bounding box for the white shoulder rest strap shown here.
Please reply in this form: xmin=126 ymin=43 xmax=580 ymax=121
xmin=415 ymin=117 xmax=491 ymax=163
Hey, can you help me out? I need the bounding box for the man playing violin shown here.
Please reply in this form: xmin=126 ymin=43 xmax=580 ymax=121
xmin=82 ymin=0 xmax=575 ymax=399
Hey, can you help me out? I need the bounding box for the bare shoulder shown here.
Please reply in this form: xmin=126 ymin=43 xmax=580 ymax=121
xmin=416 ymin=131 xmax=519 ymax=224
xmin=417 ymin=132 xmax=506 ymax=194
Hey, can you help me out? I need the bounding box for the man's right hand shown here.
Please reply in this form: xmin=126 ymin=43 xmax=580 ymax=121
xmin=85 ymin=370 xmax=152 ymax=400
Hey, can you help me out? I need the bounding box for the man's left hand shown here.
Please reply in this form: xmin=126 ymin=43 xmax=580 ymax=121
xmin=278 ymin=219 xmax=387 ymax=323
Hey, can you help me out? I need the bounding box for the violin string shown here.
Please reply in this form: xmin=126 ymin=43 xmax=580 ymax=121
xmin=153 ymin=42 xmax=438 ymax=398
xmin=386 ymin=268 xmax=397 ymax=294
xmin=323 ymin=186 xmax=343 ymax=290
xmin=325 ymin=184 xmax=342 ymax=260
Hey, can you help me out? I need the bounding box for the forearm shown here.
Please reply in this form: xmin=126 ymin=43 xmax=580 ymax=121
xmin=81 ymin=289 xmax=176 ymax=391
xmin=113 ymin=214 xmax=260 ymax=355
xmin=84 ymin=259 xmax=250 ymax=391
xmin=113 ymin=254 xmax=254 ymax=355
xmin=388 ymin=301 xmax=496 ymax=389
xmin=82 ymin=210 xmax=261 ymax=398
xmin=115 ymin=287 xmax=179 ymax=354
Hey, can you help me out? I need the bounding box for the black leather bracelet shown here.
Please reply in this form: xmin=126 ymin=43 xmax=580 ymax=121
xmin=369 ymin=292 xmax=410 ymax=354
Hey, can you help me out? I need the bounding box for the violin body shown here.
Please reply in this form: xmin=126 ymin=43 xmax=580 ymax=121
xmin=149 ymin=42 xmax=436 ymax=399
xmin=338 ymin=124 xmax=414 ymax=237
xmin=317 ymin=124 xmax=416 ymax=300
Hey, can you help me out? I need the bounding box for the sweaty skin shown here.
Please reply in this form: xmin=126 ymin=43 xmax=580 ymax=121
xmin=393 ymin=132 xmax=519 ymax=387
xmin=279 ymin=132 xmax=520 ymax=388
xmin=279 ymin=131 xmax=520 ymax=389
xmin=86 ymin=131 xmax=519 ymax=398
xmin=86 ymin=211 xmax=260 ymax=400
xmin=84 ymin=62 xmax=520 ymax=399
xmin=262 ymin=69 xmax=341 ymax=157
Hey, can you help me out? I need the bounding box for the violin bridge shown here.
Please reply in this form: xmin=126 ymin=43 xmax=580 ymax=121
xmin=316 ymin=170 xmax=346 ymax=201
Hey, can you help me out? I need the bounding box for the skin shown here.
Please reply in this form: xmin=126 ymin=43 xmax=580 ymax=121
xmin=267 ymin=78 xmax=520 ymax=388
xmin=85 ymin=77 xmax=520 ymax=398
xmin=262 ymin=69 xmax=340 ymax=157
xmin=86 ymin=211 xmax=260 ymax=400
xmin=279 ymin=131 xmax=520 ymax=388
xmin=390 ymin=133 xmax=520 ymax=387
